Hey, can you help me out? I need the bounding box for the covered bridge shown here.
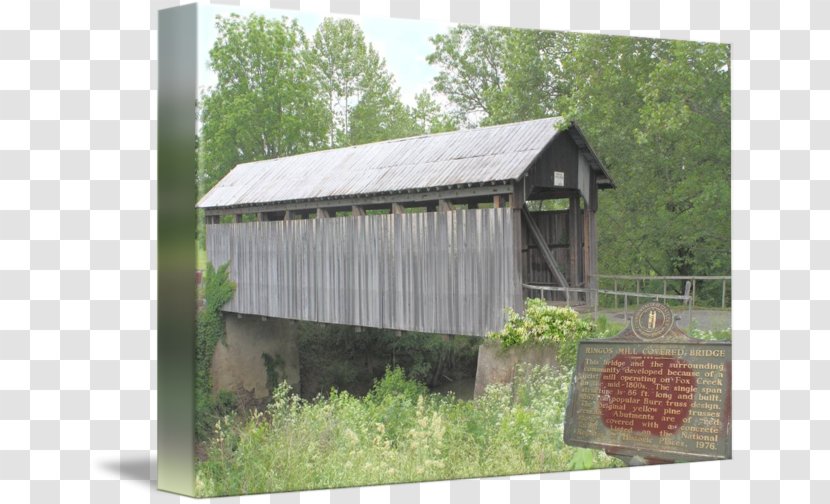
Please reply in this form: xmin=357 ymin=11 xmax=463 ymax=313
xmin=198 ymin=117 xmax=613 ymax=337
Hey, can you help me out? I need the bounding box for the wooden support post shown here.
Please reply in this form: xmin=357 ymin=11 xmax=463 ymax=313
xmin=391 ymin=202 xmax=406 ymax=214
xmin=582 ymin=202 xmax=596 ymax=305
xmin=512 ymin=209 xmax=525 ymax=312
xmin=283 ymin=210 xmax=293 ymax=221
xmin=316 ymin=208 xmax=330 ymax=219
xmin=351 ymin=205 xmax=366 ymax=216
xmin=493 ymin=194 xmax=504 ymax=208
xmin=568 ymin=195 xmax=580 ymax=288
xmin=257 ymin=212 xmax=266 ymax=221
xmin=234 ymin=214 xmax=243 ymax=223
xmin=438 ymin=199 xmax=453 ymax=212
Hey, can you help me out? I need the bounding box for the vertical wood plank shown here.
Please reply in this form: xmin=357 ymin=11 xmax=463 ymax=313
xmin=203 ymin=208 xmax=518 ymax=337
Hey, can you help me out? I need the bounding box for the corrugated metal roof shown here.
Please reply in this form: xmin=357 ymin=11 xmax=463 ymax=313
xmin=197 ymin=117 xmax=603 ymax=209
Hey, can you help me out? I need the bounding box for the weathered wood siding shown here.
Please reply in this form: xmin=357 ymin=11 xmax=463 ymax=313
xmin=206 ymin=208 xmax=519 ymax=337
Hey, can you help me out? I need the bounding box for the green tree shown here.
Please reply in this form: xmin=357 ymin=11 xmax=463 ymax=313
xmin=198 ymin=14 xmax=330 ymax=197
xmin=309 ymin=18 xmax=419 ymax=146
xmin=427 ymin=26 xmax=568 ymax=126
xmin=427 ymin=27 xmax=730 ymax=282
xmin=554 ymin=36 xmax=731 ymax=279
xmin=411 ymin=90 xmax=458 ymax=134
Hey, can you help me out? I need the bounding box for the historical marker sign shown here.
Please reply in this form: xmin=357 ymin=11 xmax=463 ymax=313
xmin=564 ymin=302 xmax=731 ymax=463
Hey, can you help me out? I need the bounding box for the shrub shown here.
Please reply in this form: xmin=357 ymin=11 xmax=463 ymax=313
xmin=487 ymin=298 xmax=596 ymax=367
xmin=195 ymin=262 xmax=236 ymax=441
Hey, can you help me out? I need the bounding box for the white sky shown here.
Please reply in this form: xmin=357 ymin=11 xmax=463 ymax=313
xmin=197 ymin=4 xmax=449 ymax=107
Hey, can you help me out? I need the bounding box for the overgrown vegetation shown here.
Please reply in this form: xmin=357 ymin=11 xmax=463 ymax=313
xmin=196 ymin=262 xmax=237 ymax=441
xmin=195 ymin=365 xmax=621 ymax=496
xmin=689 ymin=328 xmax=732 ymax=341
xmin=261 ymin=352 xmax=285 ymax=392
xmin=487 ymin=298 xmax=596 ymax=368
xmin=296 ymin=322 xmax=481 ymax=398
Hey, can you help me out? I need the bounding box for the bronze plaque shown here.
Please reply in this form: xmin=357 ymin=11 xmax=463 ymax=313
xmin=563 ymin=304 xmax=731 ymax=462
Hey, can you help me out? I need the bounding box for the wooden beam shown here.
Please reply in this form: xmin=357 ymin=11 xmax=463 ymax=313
xmin=316 ymin=208 xmax=330 ymax=219
xmin=438 ymin=199 xmax=454 ymax=212
xmin=521 ymin=206 xmax=569 ymax=288
xmin=351 ymin=205 xmax=366 ymax=216
xmin=283 ymin=210 xmax=293 ymax=221
xmin=234 ymin=214 xmax=243 ymax=223
xmin=512 ymin=209 xmax=524 ymax=312
xmin=202 ymin=183 xmax=514 ymax=217
xmin=511 ymin=176 xmax=527 ymax=209
xmin=568 ymin=195 xmax=582 ymax=287
xmin=583 ymin=206 xmax=596 ymax=306
xmin=391 ymin=202 xmax=406 ymax=214
xmin=493 ymin=194 xmax=504 ymax=208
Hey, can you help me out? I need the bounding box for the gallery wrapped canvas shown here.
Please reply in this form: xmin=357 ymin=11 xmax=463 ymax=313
xmin=158 ymin=3 xmax=731 ymax=497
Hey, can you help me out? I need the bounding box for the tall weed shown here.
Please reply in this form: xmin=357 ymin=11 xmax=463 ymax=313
xmin=195 ymin=365 xmax=621 ymax=496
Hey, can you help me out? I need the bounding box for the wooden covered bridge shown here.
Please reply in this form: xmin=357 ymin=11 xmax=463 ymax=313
xmin=198 ymin=117 xmax=613 ymax=338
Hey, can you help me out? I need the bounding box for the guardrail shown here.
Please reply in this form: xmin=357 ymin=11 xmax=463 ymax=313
xmin=522 ymin=283 xmax=694 ymax=322
xmin=596 ymin=275 xmax=731 ymax=309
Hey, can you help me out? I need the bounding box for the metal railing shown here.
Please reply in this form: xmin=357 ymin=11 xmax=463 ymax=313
xmin=522 ymin=283 xmax=694 ymax=322
xmin=596 ymin=275 xmax=731 ymax=309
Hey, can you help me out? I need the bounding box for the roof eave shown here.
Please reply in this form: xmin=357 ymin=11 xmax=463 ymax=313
xmin=197 ymin=179 xmax=516 ymax=212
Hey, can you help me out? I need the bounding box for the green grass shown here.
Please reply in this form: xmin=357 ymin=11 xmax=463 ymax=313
xmin=195 ymin=365 xmax=621 ymax=496
xmin=197 ymin=242 xmax=207 ymax=271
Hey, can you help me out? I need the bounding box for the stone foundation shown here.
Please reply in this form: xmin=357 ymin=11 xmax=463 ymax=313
xmin=211 ymin=315 xmax=301 ymax=403
xmin=473 ymin=341 xmax=560 ymax=397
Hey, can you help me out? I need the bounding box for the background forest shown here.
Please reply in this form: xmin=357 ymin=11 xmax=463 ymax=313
xmin=197 ymin=14 xmax=731 ymax=284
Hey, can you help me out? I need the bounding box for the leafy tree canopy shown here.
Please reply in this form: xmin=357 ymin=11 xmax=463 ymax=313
xmin=554 ymin=36 xmax=730 ymax=278
xmin=198 ymin=14 xmax=330 ymax=197
xmin=308 ymin=18 xmax=422 ymax=147
xmin=427 ymin=27 xmax=730 ymax=279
